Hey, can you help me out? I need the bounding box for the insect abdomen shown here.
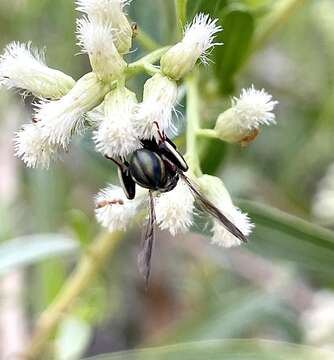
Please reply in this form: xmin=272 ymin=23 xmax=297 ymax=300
xmin=129 ymin=149 xmax=166 ymax=190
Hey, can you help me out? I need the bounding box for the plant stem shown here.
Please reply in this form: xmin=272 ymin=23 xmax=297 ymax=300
xmin=24 ymin=231 xmax=123 ymax=360
xmin=196 ymin=128 xmax=219 ymax=140
xmin=185 ymin=73 xmax=202 ymax=177
xmin=126 ymin=46 xmax=170 ymax=77
xmin=251 ymin=0 xmax=306 ymax=52
xmin=136 ymin=28 xmax=160 ymax=51
xmin=175 ymin=0 xmax=187 ymax=37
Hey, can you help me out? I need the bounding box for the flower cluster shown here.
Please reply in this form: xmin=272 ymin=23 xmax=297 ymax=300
xmin=1 ymin=0 xmax=278 ymax=248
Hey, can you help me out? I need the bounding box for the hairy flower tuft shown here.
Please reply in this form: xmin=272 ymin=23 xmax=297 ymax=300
xmin=0 ymin=42 xmax=75 ymax=99
xmin=35 ymin=72 xmax=109 ymax=148
xmin=94 ymin=87 xmax=141 ymax=158
xmin=95 ymin=184 xmax=142 ymax=231
xmin=198 ymin=175 xmax=254 ymax=248
xmin=134 ymin=74 xmax=178 ymax=139
xmin=161 ymin=13 xmax=222 ymax=80
xmin=215 ymin=86 xmax=278 ymax=144
xmin=155 ymin=181 xmax=194 ymax=236
xmin=76 ymin=17 xmax=126 ymax=80
xmin=76 ymin=0 xmax=132 ymax=54
xmin=14 ymin=123 xmax=59 ymax=169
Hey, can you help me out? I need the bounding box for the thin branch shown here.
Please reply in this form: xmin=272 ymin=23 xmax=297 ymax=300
xmin=24 ymin=231 xmax=123 ymax=359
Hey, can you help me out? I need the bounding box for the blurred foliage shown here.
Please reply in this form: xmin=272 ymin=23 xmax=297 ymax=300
xmin=1 ymin=0 xmax=334 ymax=359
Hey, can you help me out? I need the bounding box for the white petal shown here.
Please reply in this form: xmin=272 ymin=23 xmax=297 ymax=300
xmin=94 ymin=87 xmax=141 ymax=158
xmin=212 ymin=204 xmax=253 ymax=248
xmin=14 ymin=123 xmax=59 ymax=169
xmin=34 ymin=72 xmax=109 ymax=148
xmin=0 ymin=42 xmax=74 ymax=99
xmin=95 ymin=184 xmax=143 ymax=232
xmin=134 ymin=74 xmax=178 ymax=139
xmin=76 ymin=17 xmax=126 ymax=80
xmin=232 ymin=85 xmax=278 ymax=129
xmin=155 ymin=181 xmax=194 ymax=236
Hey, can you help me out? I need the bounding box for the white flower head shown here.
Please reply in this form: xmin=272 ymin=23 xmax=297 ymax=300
xmin=161 ymin=13 xmax=222 ymax=80
xmin=312 ymin=163 xmax=334 ymax=225
xmin=198 ymin=175 xmax=254 ymax=248
xmin=155 ymin=180 xmax=194 ymax=236
xmin=95 ymin=184 xmax=142 ymax=231
xmin=215 ymin=86 xmax=278 ymax=144
xmin=14 ymin=123 xmax=59 ymax=169
xmin=94 ymin=87 xmax=141 ymax=158
xmin=35 ymin=72 xmax=109 ymax=148
xmin=134 ymin=74 xmax=178 ymax=139
xmin=76 ymin=17 xmax=126 ymax=80
xmin=76 ymin=0 xmax=132 ymax=54
xmin=0 ymin=42 xmax=75 ymax=99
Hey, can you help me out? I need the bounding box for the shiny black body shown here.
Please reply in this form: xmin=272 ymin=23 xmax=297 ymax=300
xmin=105 ymin=134 xmax=247 ymax=287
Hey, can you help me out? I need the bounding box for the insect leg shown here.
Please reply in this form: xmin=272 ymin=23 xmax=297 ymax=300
xmin=105 ymin=155 xmax=136 ymax=200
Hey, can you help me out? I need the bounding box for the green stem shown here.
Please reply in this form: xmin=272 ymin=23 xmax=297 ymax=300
xmin=24 ymin=232 xmax=123 ymax=359
xmin=251 ymin=0 xmax=306 ymax=52
xmin=126 ymin=46 xmax=170 ymax=77
xmin=196 ymin=128 xmax=219 ymax=140
xmin=136 ymin=28 xmax=160 ymax=51
xmin=175 ymin=0 xmax=187 ymax=37
xmin=185 ymin=73 xmax=202 ymax=176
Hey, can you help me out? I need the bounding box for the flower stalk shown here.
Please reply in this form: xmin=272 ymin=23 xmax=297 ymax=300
xmin=24 ymin=231 xmax=123 ymax=360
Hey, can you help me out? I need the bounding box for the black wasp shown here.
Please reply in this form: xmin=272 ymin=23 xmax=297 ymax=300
xmin=105 ymin=124 xmax=248 ymax=286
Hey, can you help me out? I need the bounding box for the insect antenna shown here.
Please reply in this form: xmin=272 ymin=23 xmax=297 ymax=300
xmin=137 ymin=190 xmax=156 ymax=289
xmin=178 ymin=172 xmax=248 ymax=244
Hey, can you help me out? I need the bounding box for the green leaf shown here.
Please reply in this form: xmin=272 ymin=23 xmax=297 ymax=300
xmin=239 ymin=200 xmax=334 ymax=274
xmin=214 ymin=4 xmax=255 ymax=94
xmin=83 ymin=339 xmax=333 ymax=360
xmin=187 ymin=0 xmax=227 ymax=20
xmin=0 ymin=234 xmax=79 ymax=275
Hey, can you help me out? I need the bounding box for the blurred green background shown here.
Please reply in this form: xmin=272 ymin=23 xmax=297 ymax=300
xmin=1 ymin=0 xmax=334 ymax=359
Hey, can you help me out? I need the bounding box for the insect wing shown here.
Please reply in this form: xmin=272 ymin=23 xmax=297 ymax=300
xmin=138 ymin=191 xmax=156 ymax=287
xmin=179 ymin=173 xmax=248 ymax=243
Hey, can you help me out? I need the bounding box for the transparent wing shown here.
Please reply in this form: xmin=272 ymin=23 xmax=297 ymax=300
xmin=137 ymin=190 xmax=156 ymax=288
xmin=179 ymin=172 xmax=248 ymax=243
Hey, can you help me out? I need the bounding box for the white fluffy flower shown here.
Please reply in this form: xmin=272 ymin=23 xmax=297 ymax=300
xmin=198 ymin=175 xmax=254 ymax=248
xmin=35 ymin=72 xmax=109 ymax=148
xmin=212 ymin=204 xmax=253 ymax=248
xmin=161 ymin=13 xmax=222 ymax=80
xmin=155 ymin=180 xmax=194 ymax=236
xmin=95 ymin=184 xmax=142 ymax=231
xmin=76 ymin=17 xmax=126 ymax=80
xmin=14 ymin=123 xmax=59 ymax=169
xmin=94 ymin=87 xmax=141 ymax=158
xmin=215 ymin=86 xmax=278 ymax=144
xmin=0 ymin=42 xmax=75 ymax=99
xmin=312 ymin=163 xmax=334 ymax=225
xmin=76 ymin=0 xmax=132 ymax=54
xmin=134 ymin=74 xmax=178 ymax=139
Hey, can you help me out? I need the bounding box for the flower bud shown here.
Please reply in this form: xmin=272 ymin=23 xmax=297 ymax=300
xmin=76 ymin=17 xmax=126 ymax=81
xmin=134 ymin=73 xmax=178 ymax=139
xmin=35 ymin=72 xmax=110 ymax=148
xmin=0 ymin=42 xmax=75 ymax=99
xmin=76 ymin=0 xmax=133 ymax=54
xmin=161 ymin=13 xmax=222 ymax=80
xmin=94 ymin=86 xmax=141 ymax=158
xmin=215 ymin=86 xmax=278 ymax=144
xmin=198 ymin=175 xmax=254 ymax=248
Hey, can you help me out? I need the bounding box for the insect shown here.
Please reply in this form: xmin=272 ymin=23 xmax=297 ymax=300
xmin=105 ymin=125 xmax=248 ymax=286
